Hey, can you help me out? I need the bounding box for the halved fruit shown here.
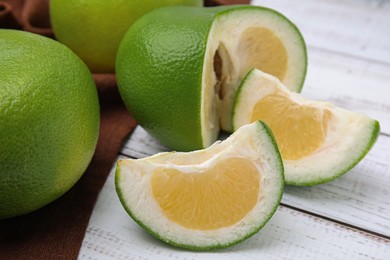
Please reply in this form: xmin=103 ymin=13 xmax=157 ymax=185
xmin=233 ymin=69 xmax=380 ymax=186
xmin=117 ymin=5 xmax=307 ymax=151
xmin=115 ymin=121 xmax=284 ymax=250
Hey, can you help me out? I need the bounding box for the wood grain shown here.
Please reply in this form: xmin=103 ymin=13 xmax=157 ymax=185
xmin=252 ymin=0 xmax=390 ymax=64
xmin=303 ymin=48 xmax=390 ymax=134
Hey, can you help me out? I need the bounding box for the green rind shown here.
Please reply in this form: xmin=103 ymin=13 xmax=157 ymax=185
xmin=116 ymin=7 xmax=215 ymax=151
xmin=288 ymin=120 xmax=380 ymax=186
xmin=231 ymin=68 xmax=257 ymax=131
xmin=115 ymin=120 xmax=284 ymax=251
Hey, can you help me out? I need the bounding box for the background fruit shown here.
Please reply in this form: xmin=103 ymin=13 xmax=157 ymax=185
xmin=115 ymin=121 xmax=284 ymax=250
xmin=116 ymin=5 xmax=306 ymax=151
xmin=0 ymin=30 xmax=100 ymax=219
xmin=233 ymin=68 xmax=379 ymax=185
xmin=50 ymin=0 xmax=203 ymax=73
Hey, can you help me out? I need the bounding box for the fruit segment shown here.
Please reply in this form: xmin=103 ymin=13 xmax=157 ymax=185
xmin=115 ymin=121 xmax=284 ymax=250
xmin=233 ymin=68 xmax=379 ymax=186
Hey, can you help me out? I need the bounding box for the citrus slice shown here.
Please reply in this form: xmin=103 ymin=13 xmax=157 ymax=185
xmin=115 ymin=121 xmax=284 ymax=250
xmin=116 ymin=5 xmax=307 ymax=151
xmin=232 ymin=69 xmax=380 ymax=186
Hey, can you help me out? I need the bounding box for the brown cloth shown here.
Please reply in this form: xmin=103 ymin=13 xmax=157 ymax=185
xmin=0 ymin=0 xmax=250 ymax=259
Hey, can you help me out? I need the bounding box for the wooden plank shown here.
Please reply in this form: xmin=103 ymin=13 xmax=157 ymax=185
xmin=121 ymin=127 xmax=170 ymax=159
xmin=282 ymin=133 xmax=390 ymax=237
xmin=79 ymin=158 xmax=390 ymax=259
xmin=121 ymin=127 xmax=390 ymax=237
xmin=252 ymin=0 xmax=390 ymax=64
xmin=303 ymin=47 xmax=390 ymax=135
xmin=251 ymin=1 xmax=390 ymax=134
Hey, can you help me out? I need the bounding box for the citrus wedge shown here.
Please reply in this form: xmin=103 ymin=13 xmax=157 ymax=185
xmin=233 ymin=69 xmax=380 ymax=186
xmin=116 ymin=5 xmax=307 ymax=151
xmin=115 ymin=121 xmax=284 ymax=250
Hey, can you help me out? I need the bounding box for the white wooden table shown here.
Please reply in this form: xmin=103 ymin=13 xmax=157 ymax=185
xmin=78 ymin=0 xmax=390 ymax=258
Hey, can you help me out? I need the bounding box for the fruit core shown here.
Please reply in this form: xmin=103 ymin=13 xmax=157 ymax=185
xmin=151 ymin=157 xmax=260 ymax=230
xmin=250 ymin=92 xmax=332 ymax=160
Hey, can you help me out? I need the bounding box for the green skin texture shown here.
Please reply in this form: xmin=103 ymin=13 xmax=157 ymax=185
xmin=50 ymin=0 xmax=202 ymax=73
xmin=115 ymin=121 xmax=285 ymax=251
xmin=116 ymin=5 xmax=307 ymax=152
xmin=117 ymin=6 xmax=214 ymax=152
xmin=232 ymin=69 xmax=380 ymax=186
xmin=0 ymin=30 xmax=100 ymax=219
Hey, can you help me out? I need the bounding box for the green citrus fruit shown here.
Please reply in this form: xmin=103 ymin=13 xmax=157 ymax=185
xmin=115 ymin=121 xmax=284 ymax=250
xmin=116 ymin=5 xmax=307 ymax=151
xmin=50 ymin=0 xmax=203 ymax=73
xmin=0 ymin=29 xmax=100 ymax=219
xmin=232 ymin=68 xmax=379 ymax=186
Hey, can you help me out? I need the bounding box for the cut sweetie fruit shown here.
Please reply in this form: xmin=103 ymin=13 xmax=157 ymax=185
xmin=232 ymin=68 xmax=380 ymax=186
xmin=115 ymin=121 xmax=284 ymax=250
xmin=116 ymin=5 xmax=307 ymax=151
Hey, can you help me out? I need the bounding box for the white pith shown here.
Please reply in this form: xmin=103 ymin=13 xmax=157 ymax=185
xmin=116 ymin=122 xmax=283 ymax=247
xmin=201 ymin=8 xmax=306 ymax=148
xmin=233 ymin=69 xmax=378 ymax=185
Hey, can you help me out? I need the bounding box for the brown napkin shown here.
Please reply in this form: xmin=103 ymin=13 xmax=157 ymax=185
xmin=0 ymin=0 xmax=249 ymax=259
xmin=0 ymin=0 xmax=52 ymax=36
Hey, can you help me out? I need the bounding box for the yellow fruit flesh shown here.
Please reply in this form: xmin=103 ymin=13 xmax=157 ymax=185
xmin=212 ymin=26 xmax=290 ymax=133
xmin=151 ymin=157 xmax=260 ymax=230
xmin=250 ymin=93 xmax=332 ymax=160
xmin=238 ymin=27 xmax=288 ymax=82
